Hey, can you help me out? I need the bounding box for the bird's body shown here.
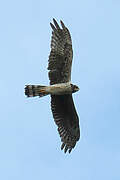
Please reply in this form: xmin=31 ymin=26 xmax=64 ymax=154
xmin=46 ymin=82 xmax=73 ymax=95
xmin=25 ymin=82 xmax=79 ymax=96
xmin=25 ymin=19 xmax=80 ymax=153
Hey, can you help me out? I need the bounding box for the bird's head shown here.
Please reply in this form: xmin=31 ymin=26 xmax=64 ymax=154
xmin=71 ymin=84 xmax=80 ymax=93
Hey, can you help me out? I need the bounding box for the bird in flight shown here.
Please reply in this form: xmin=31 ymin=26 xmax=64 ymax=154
xmin=25 ymin=18 xmax=80 ymax=153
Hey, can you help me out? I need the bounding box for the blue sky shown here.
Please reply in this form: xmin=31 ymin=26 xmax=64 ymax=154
xmin=0 ymin=0 xmax=120 ymax=179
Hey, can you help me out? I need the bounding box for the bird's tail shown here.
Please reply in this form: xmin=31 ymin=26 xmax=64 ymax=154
xmin=25 ymin=85 xmax=49 ymax=98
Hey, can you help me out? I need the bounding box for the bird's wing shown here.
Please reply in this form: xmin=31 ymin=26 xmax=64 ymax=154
xmin=48 ymin=18 xmax=73 ymax=85
xmin=51 ymin=94 xmax=80 ymax=153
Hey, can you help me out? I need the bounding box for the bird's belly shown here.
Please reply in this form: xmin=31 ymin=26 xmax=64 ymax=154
xmin=47 ymin=83 xmax=72 ymax=95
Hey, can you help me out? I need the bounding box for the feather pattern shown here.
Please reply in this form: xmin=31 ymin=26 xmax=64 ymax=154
xmin=48 ymin=19 xmax=73 ymax=85
xmin=25 ymin=19 xmax=80 ymax=154
xmin=51 ymin=94 xmax=80 ymax=153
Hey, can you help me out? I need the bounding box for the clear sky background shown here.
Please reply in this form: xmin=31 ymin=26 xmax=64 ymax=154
xmin=0 ymin=0 xmax=120 ymax=179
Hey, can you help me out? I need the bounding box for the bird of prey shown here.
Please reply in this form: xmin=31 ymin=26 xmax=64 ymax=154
xmin=25 ymin=18 xmax=80 ymax=153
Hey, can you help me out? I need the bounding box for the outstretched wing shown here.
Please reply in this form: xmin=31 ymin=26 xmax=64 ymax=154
xmin=48 ymin=18 xmax=73 ymax=85
xmin=51 ymin=94 xmax=80 ymax=153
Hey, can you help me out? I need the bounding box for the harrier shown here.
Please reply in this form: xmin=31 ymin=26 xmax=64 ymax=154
xmin=25 ymin=19 xmax=80 ymax=153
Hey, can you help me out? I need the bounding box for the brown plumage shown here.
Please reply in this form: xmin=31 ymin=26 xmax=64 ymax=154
xmin=51 ymin=95 xmax=80 ymax=153
xmin=25 ymin=19 xmax=80 ymax=153
xmin=48 ymin=19 xmax=73 ymax=85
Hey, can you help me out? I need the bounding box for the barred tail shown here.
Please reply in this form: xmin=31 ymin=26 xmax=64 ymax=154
xmin=25 ymin=85 xmax=49 ymax=97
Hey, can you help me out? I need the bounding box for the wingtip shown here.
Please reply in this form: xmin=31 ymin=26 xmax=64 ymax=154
xmin=50 ymin=22 xmax=55 ymax=31
xmin=51 ymin=18 xmax=57 ymax=25
xmin=64 ymin=145 xmax=69 ymax=153
xmin=53 ymin=18 xmax=61 ymax=29
xmin=50 ymin=18 xmax=66 ymax=30
xmin=68 ymin=148 xmax=72 ymax=153
xmin=53 ymin=18 xmax=56 ymax=22
xmin=60 ymin=20 xmax=66 ymax=29
xmin=61 ymin=143 xmax=65 ymax=150
xmin=50 ymin=22 xmax=53 ymax=27
xmin=61 ymin=143 xmax=71 ymax=154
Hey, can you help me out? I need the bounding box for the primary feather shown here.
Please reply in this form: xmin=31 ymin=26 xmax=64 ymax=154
xmin=48 ymin=18 xmax=73 ymax=85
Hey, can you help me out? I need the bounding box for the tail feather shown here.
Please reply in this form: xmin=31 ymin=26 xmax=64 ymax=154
xmin=25 ymin=85 xmax=49 ymax=97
